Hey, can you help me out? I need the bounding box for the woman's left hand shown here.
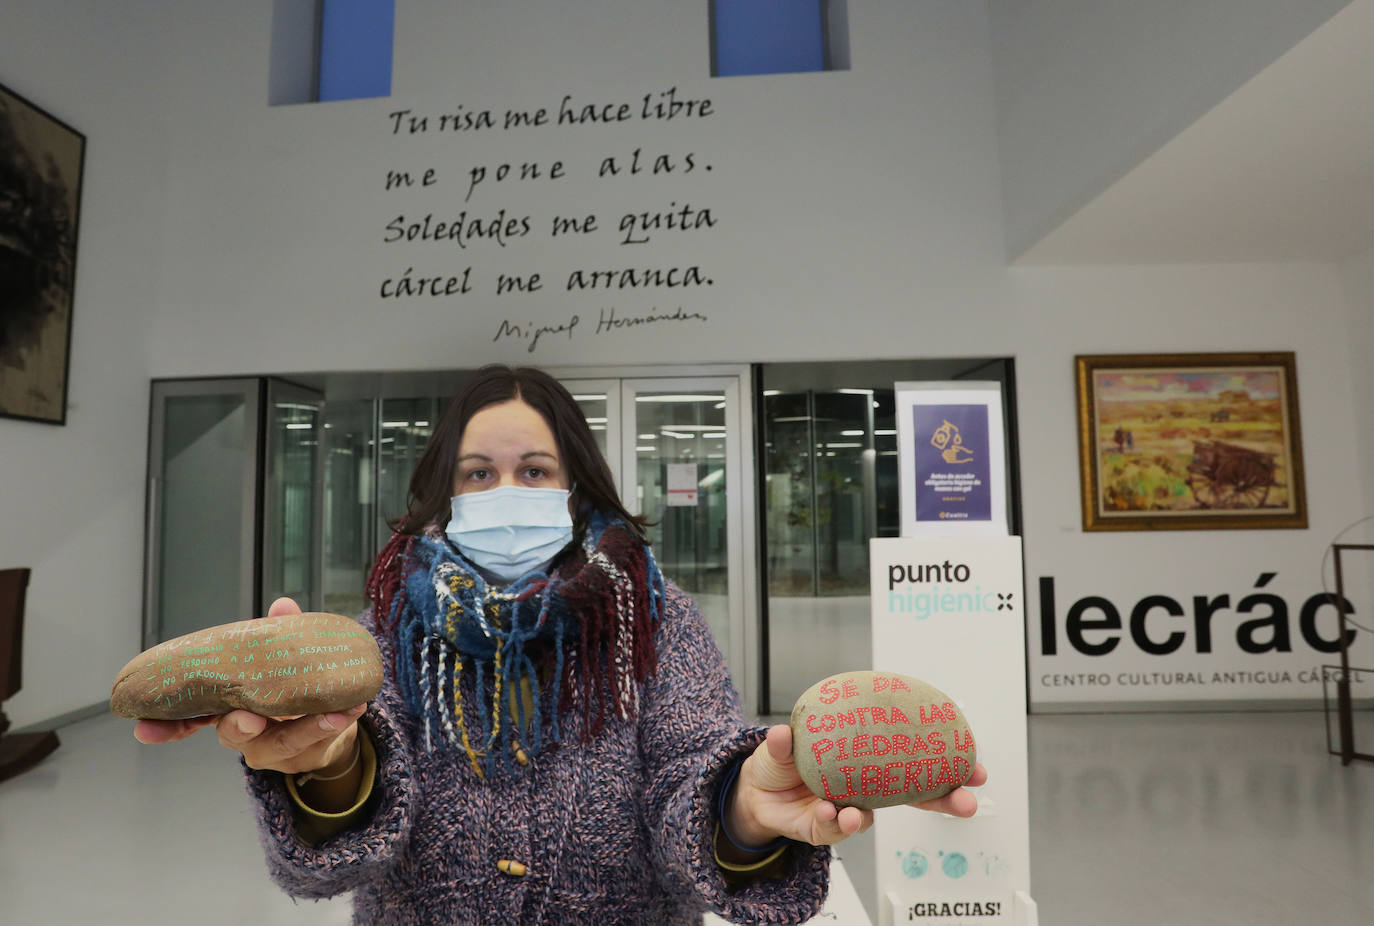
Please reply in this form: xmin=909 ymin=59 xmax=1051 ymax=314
xmin=725 ymin=724 xmax=988 ymax=848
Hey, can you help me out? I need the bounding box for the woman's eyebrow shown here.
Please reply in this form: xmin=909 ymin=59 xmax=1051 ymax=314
xmin=457 ymin=450 xmax=557 ymax=463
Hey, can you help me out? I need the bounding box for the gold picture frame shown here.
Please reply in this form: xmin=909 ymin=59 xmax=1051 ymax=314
xmin=1076 ymin=352 xmax=1306 ymax=531
xmin=0 ymin=82 xmax=86 ymax=425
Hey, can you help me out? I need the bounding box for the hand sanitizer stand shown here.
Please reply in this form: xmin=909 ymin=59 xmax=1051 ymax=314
xmin=870 ymin=536 xmax=1037 ymax=926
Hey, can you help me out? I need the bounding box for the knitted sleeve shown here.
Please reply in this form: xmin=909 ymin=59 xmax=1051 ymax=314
xmin=241 ymin=606 xmax=417 ymax=900
xmin=639 ymin=584 xmax=830 ymax=925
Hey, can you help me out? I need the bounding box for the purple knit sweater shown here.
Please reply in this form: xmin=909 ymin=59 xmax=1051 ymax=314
xmin=243 ymin=583 xmax=830 ymax=924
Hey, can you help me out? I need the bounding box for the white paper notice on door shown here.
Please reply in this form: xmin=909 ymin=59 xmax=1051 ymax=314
xmin=666 ymin=462 xmax=699 ymax=506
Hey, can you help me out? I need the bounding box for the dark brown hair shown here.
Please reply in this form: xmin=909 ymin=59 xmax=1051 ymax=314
xmin=392 ymin=364 xmax=648 ymax=546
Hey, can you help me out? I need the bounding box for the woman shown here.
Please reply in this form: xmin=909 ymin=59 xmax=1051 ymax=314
xmin=137 ymin=364 xmax=985 ymax=925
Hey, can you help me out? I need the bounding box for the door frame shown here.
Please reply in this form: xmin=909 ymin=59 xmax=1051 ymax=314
xmin=547 ymin=364 xmax=759 ymax=715
xmin=560 ymin=378 xmax=624 ymax=490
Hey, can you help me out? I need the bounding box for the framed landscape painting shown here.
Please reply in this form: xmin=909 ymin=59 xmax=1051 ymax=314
xmin=1076 ymin=352 xmax=1306 ymax=531
xmin=0 ymin=82 xmax=85 ymax=425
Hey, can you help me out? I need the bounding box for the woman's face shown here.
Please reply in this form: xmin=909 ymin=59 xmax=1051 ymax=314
xmin=453 ymin=398 xmax=568 ymax=496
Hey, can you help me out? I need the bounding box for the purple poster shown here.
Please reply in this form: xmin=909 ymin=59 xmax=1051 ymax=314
xmin=913 ymin=404 xmax=991 ymax=522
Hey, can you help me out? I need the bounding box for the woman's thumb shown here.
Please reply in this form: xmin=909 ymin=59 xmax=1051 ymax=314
xmin=746 ymin=724 xmax=801 ymax=791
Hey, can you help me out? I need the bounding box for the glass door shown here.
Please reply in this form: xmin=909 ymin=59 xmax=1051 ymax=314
xmin=261 ymin=380 xmax=325 ymax=612
xmin=321 ymin=398 xmax=378 ymax=617
xmin=620 ymin=378 xmax=754 ymax=701
xmin=372 ymin=397 xmax=440 ymax=554
xmin=757 ymin=358 xmax=1021 ymax=713
xmin=566 ymin=379 xmax=622 ymax=488
xmin=146 ymin=377 xmax=325 ymax=647
xmin=146 ymin=379 xmax=263 ymax=647
xmin=761 ymin=386 xmax=887 ymax=711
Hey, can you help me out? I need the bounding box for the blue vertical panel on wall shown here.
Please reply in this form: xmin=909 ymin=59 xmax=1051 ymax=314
xmin=713 ymin=0 xmax=826 ymax=77
xmin=318 ymin=0 xmax=395 ymax=101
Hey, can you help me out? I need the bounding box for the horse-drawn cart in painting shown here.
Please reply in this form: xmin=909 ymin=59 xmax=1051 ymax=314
xmin=1186 ymin=439 xmax=1278 ymax=509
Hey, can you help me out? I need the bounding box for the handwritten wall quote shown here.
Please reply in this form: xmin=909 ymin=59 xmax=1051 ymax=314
xmin=378 ymin=87 xmax=718 ymax=352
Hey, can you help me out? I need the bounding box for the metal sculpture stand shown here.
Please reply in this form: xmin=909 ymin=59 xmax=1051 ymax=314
xmin=1327 ymin=544 xmax=1372 ymax=765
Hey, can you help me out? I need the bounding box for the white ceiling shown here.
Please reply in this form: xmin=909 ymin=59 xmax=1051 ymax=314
xmin=1016 ymin=0 xmax=1374 ymax=265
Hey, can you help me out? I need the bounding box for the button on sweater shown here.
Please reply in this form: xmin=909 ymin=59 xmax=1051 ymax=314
xmin=243 ymin=583 xmax=831 ymax=925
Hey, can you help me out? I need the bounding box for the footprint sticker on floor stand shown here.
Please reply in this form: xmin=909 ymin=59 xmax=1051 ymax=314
xmin=896 ymin=849 xmax=929 ymax=879
xmin=939 ymin=850 xmax=968 ymax=879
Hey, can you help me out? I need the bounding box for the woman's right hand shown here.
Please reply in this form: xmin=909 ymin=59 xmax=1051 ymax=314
xmin=213 ymin=705 xmax=366 ymax=776
xmin=133 ymin=700 xmax=365 ymax=780
xmin=133 ymin=699 xmax=366 ymax=776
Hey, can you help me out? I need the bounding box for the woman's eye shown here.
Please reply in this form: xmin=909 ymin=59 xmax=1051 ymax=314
xmin=523 ymin=467 xmax=546 ymax=480
xmin=466 ymin=468 xmax=490 ymax=482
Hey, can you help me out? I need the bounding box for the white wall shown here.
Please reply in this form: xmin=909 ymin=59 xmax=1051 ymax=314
xmin=1013 ymin=263 xmax=1373 ymax=706
xmin=2 ymin=1 xmax=1369 ymax=725
xmin=989 ymin=0 xmax=1355 ymax=259
xmin=0 ymin=1 xmax=172 ymax=727
xmin=146 ymin=0 xmax=1009 ymax=374
xmin=1339 ymin=246 xmax=1374 ymax=526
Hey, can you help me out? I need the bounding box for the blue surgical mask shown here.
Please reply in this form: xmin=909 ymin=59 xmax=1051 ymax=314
xmin=446 ymin=485 xmax=574 ymax=581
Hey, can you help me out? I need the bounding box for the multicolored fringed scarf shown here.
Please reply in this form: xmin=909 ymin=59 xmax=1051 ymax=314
xmin=366 ymin=514 xmax=665 ymax=776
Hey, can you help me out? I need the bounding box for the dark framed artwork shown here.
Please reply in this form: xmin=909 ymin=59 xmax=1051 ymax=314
xmin=1076 ymin=352 xmax=1307 ymax=531
xmin=0 ymin=82 xmax=85 ymax=425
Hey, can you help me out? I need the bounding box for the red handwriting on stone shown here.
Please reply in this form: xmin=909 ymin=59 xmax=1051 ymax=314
xmin=818 ymin=756 xmax=972 ymax=802
xmin=918 ymin=702 xmax=958 ymax=725
xmin=871 ymin=675 xmax=912 ymax=694
xmin=803 ymin=704 xmax=911 ymax=733
xmin=818 ymin=677 xmax=861 ymax=704
xmin=819 ymin=673 xmax=915 ymax=704
xmin=810 ymin=731 xmax=944 ymax=767
xmin=790 ymin=670 xmax=977 ymax=809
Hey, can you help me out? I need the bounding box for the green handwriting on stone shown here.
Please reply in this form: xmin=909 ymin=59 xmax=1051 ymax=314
xmin=110 ymin=612 xmax=383 ymax=720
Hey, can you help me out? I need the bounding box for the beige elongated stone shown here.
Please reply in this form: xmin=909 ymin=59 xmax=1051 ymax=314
xmin=110 ymin=612 xmax=383 ymax=720
xmin=790 ymin=670 xmax=977 ymax=810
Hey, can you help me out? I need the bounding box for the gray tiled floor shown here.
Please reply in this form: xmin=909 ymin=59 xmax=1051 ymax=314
xmin=1 ymin=709 xmax=1369 ymax=925
xmin=1026 ymin=710 xmax=1373 ymax=926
